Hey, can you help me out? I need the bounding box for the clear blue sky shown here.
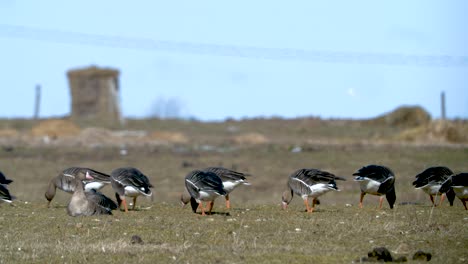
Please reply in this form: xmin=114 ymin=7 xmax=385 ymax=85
xmin=0 ymin=1 xmax=467 ymax=121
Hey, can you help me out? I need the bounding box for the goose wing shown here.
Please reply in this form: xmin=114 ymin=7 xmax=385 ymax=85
xmin=111 ymin=167 xmax=153 ymax=195
xmin=353 ymin=165 xmax=394 ymax=182
xmin=413 ymin=166 xmax=453 ymax=187
xmin=85 ymin=189 xmax=118 ymax=215
xmin=204 ymin=167 xmax=250 ymax=181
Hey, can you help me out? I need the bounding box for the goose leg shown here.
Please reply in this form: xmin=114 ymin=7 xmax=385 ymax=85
xmin=207 ymin=201 xmax=214 ymax=214
xmin=462 ymin=199 xmax=467 ymax=210
xmin=225 ymin=194 xmax=230 ymax=209
xmin=438 ymin=193 xmax=445 ymax=206
xmin=199 ymin=202 xmax=206 ymax=216
xmin=132 ymin=197 xmax=137 ymax=210
xmin=429 ymin=195 xmax=435 ymax=206
xmin=379 ymin=196 xmax=384 ymax=209
xmin=311 ymin=198 xmax=317 ymax=213
xmin=121 ymin=197 xmax=129 ymax=213
xmin=304 ymin=198 xmax=312 ymax=213
xmin=359 ymin=192 xmax=365 ymax=209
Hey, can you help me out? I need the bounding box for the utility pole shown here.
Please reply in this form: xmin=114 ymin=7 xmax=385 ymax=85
xmin=440 ymin=91 xmax=446 ymax=121
xmin=34 ymin=84 xmax=41 ymax=119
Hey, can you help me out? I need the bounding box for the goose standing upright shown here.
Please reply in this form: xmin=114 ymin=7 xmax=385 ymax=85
xmin=353 ymin=165 xmax=396 ymax=209
xmin=412 ymin=166 xmax=455 ymax=206
xmin=67 ymin=171 xmax=117 ymax=216
xmin=281 ymin=168 xmax=345 ymax=213
xmin=110 ymin=167 xmax=153 ymax=213
xmin=439 ymin=173 xmax=468 ymax=210
xmin=45 ymin=167 xmax=111 ymax=207
xmin=184 ymin=170 xmax=226 ymax=215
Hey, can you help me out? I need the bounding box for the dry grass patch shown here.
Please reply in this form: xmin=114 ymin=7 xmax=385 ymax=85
xmin=30 ymin=119 xmax=80 ymax=138
xmin=147 ymin=131 xmax=188 ymax=144
xmin=397 ymin=120 xmax=468 ymax=143
xmin=231 ymin=132 xmax=269 ymax=145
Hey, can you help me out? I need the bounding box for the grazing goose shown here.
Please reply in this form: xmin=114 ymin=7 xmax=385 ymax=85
xmin=67 ymin=171 xmax=117 ymax=216
xmin=413 ymin=166 xmax=456 ymax=206
xmin=0 ymin=184 xmax=14 ymax=204
xmin=184 ymin=170 xmax=226 ymax=215
xmin=0 ymin=171 xmax=13 ymax=185
xmin=110 ymin=167 xmax=153 ymax=213
xmin=439 ymin=173 xmax=468 ymax=210
xmin=353 ymin=165 xmax=396 ymax=209
xmin=281 ymin=168 xmax=345 ymax=213
xmin=45 ymin=167 xmax=111 ymax=207
xmin=203 ymin=167 xmax=250 ymax=209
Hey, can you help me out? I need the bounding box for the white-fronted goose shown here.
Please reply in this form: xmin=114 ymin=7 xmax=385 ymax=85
xmin=67 ymin=171 xmax=117 ymax=216
xmin=203 ymin=167 xmax=250 ymax=209
xmin=440 ymin=173 xmax=468 ymax=210
xmin=45 ymin=167 xmax=111 ymax=207
xmin=110 ymin=167 xmax=153 ymax=213
xmin=0 ymin=184 xmax=13 ymax=204
xmin=353 ymin=165 xmax=396 ymax=209
xmin=413 ymin=166 xmax=456 ymax=206
xmin=0 ymin=171 xmax=13 ymax=185
xmin=184 ymin=170 xmax=226 ymax=215
xmin=281 ymin=168 xmax=345 ymax=213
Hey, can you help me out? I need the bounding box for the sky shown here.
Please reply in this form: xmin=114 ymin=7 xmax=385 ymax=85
xmin=0 ymin=1 xmax=467 ymax=121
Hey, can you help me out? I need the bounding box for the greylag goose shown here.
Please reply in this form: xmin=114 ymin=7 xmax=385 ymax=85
xmin=67 ymin=171 xmax=117 ymax=216
xmin=184 ymin=170 xmax=226 ymax=215
xmin=439 ymin=173 xmax=468 ymax=210
xmin=0 ymin=184 xmax=13 ymax=204
xmin=0 ymin=171 xmax=13 ymax=185
xmin=281 ymin=168 xmax=345 ymax=213
xmin=110 ymin=167 xmax=153 ymax=213
xmin=412 ymin=166 xmax=456 ymax=206
xmin=45 ymin=167 xmax=111 ymax=207
xmin=353 ymin=165 xmax=396 ymax=209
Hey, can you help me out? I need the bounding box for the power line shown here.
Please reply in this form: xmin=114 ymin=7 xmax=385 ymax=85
xmin=0 ymin=24 xmax=467 ymax=67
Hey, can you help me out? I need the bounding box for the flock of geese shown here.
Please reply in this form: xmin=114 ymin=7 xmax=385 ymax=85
xmin=0 ymin=165 xmax=467 ymax=216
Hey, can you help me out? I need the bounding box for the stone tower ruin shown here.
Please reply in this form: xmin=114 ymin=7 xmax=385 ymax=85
xmin=67 ymin=66 xmax=122 ymax=124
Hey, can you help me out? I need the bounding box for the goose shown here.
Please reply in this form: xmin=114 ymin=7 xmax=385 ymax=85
xmin=180 ymin=167 xmax=251 ymax=210
xmin=281 ymin=168 xmax=345 ymax=213
xmin=0 ymin=184 xmax=13 ymax=204
xmin=184 ymin=170 xmax=226 ymax=215
xmin=67 ymin=171 xmax=117 ymax=216
xmin=110 ymin=167 xmax=153 ymax=213
xmin=0 ymin=171 xmax=13 ymax=185
xmin=412 ymin=166 xmax=456 ymax=206
xmin=353 ymin=165 xmax=396 ymax=209
xmin=45 ymin=167 xmax=111 ymax=207
xmin=439 ymin=173 xmax=468 ymax=210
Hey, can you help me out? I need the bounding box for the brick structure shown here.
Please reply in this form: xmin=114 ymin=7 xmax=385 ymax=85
xmin=67 ymin=66 xmax=122 ymax=124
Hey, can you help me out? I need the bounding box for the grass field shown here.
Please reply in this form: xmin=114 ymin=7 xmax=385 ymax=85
xmin=1 ymin=117 xmax=467 ymax=263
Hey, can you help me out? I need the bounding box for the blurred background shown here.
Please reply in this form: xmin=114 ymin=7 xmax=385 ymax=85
xmin=0 ymin=1 xmax=466 ymax=122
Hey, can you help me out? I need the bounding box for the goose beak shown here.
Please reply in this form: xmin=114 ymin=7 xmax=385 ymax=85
xmin=281 ymin=202 xmax=288 ymax=210
xmin=85 ymin=171 xmax=93 ymax=180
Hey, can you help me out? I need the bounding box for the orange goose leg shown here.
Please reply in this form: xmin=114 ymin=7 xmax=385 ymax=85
xmin=379 ymin=196 xmax=384 ymax=209
xmin=207 ymin=201 xmax=215 ymax=214
xmin=122 ymin=198 xmax=129 ymax=213
xmin=304 ymin=198 xmax=312 ymax=213
xmin=198 ymin=202 xmax=206 ymax=216
xmin=132 ymin=197 xmax=137 ymax=210
xmin=311 ymin=198 xmax=318 ymax=213
xmin=359 ymin=192 xmax=365 ymax=209
xmin=225 ymin=194 xmax=231 ymax=209
xmin=438 ymin=193 xmax=446 ymax=206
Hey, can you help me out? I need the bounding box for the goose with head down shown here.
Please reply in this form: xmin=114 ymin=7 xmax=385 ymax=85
xmin=67 ymin=171 xmax=117 ymax=216
xmin=439 ymin=173 xmax=468 ymax=210
xmin=184 ymin=170 xmax=226 ymax=216
xmin=412 ymin=166 xmax=456 ymax=206
xmin=281 ymin=168 xmax=345 ymax=213
xmin=110 ymin=167 xmax=153 ymax=213
xmin=45 ymin=167 xmax=111 ymax=207
xmin=353 ymin=164 xmax=396 ymax=209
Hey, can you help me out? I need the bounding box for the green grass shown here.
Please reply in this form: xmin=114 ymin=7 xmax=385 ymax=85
xmin=0 ymin=118 xmax=467 ymax=263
